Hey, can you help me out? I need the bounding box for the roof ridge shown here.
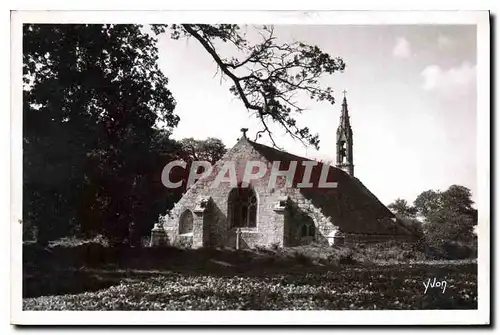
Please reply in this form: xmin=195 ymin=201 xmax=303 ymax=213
xmin=247 ymin=139 xmax=335 ymax=166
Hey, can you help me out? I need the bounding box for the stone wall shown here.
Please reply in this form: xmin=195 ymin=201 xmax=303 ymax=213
xmin=153 ymin=136 xmax=415 ymax=249
xmin=285 ymin=188 xmax=340 ymax=246
xmin=157 ymin=137 xmax=288 ymax=249
xmin=343 ymin=233 xmax=416 ymax=244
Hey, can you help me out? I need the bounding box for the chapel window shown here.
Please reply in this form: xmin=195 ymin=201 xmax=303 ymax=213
xmin=229 ymin=187 xmax=257 ymax=228
xmin=179 ymin=209 xmax=193 ymax=234
xmin=301 ymin=222 xmax=316 ymax=238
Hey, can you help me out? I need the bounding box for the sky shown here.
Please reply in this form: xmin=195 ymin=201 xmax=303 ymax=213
xmin=155 ymin=25 xmax=477 ymax=206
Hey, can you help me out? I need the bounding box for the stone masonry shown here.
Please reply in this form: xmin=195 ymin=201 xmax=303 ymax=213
xmin=151 ymin=135 xmax=414 ymax=249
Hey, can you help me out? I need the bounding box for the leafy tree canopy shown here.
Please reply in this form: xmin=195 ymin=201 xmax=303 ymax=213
xmin=23 ymin=24 xmax=179 ymax=243
xmin=388 ymin=198 xmax=417 ymax=219
xmin=179 ymin=137 xmax=227 ymax=165
xmin=413 ymin=185 xmax=477 ymax=243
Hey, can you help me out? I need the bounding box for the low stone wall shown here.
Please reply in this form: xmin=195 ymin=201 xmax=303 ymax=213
xmin=223 ymin=228 xmax=268 ymax=249
xmin=343 ymin=233 xmax=415 ymax=245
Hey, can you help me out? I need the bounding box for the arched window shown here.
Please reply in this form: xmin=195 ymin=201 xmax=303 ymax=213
xmin=340 ymin=143 xmax=347 ymax=163
xmin=301 ymin=222 xmax=315 ymax=238
xmin=228 ymin=187 xmax=257 ymax=228
xmin=179 ymin=210 xmax=193 ymax=234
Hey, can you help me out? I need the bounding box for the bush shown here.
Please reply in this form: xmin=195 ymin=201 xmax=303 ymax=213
xmin=346 ymin=241 xmax=429 ymax=263
xmin=398 ymin=217 xmax=424 ymax=239
xmin=396 ymin=250 xmax=412 ymax=261
xmin=253 ymin=244 xmax=269 ymax=253
xmin=411 ymin=235 xmax=477 ymax=260
xmin=338 ymin=250 xmax=356 ymax=265
xmin=292 ymin=250 xmax=313 ymax=265
xmin=173 ymin=236 xmax=193 ymax=249
xmin=433 ymin=241 xmax=476 ymax=260
xmin=270 ymin=242 xmax=281 ymax=251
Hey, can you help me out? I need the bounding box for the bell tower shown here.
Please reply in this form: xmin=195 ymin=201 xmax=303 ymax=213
xmin=336 ymin=90 xmax=354 ymax=176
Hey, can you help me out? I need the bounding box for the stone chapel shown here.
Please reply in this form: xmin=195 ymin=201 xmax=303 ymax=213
xmin=150 ymin=94 xmax=414 ymax=248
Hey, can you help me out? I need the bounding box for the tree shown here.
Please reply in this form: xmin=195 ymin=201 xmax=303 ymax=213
xmin=388 ymin=198 xmax=417 ymax=219
xmin=424 ymin=208 xmax=476 ymax=243
xmin=179 ymin=137 xmax=227 ymax=165
xmin=413 ymin=185 xmax=477 ymax=243
xmin=149 ymin=135 xmax=227 ymax=195
xmin=23 ymin=24 xmax=178 ymax=244
xmin=152 ymin=24 xmax=346 ymax=149
xmin=414 ymin=190 xmax=443 ymax=218
xmin=441 ymin=185 xmax=477 ymax=217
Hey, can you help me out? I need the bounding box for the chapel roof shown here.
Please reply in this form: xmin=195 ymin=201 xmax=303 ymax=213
xmin=244 ymin=138 xmax=412 ymax=235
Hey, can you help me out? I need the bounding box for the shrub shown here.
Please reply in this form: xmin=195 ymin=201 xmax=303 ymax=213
xmin=292 ymin=250 xmax=313 ymax=265
xmin=253 ymin=244 xmax=268 ymax=253
xmin=325 ymin=246 xmax=357 ymax=265
xmin=173 ymin=236 xmax=193 ymax=249
xmin=411 ymin=237 xmax=427 ymax=253
xmin=338 ymin=250 xmax=356 ymax=265
xmin=398 ymin=217 xmax=424 ymax=239
xmin=411 ymin=235 xmax=477 ymax=260
xmin=270 ymin=242 xmax=281 ymax=251
xmin=437 ymin=241 xmax=476 ymax=260
xmin=396 ymin=250 xmax=412 ymax=261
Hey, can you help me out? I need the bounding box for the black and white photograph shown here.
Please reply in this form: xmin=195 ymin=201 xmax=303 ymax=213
xmin=10 ymin=9 xmax=490 ymax=325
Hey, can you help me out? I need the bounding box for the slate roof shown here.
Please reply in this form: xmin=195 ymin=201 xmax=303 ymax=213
xmin=247 ymin=139 xmax=412 ymax=235
xmin=160 ymin=136 xmax=413 ymax=236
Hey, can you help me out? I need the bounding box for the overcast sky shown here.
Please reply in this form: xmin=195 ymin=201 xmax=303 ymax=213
xmin=155 ymin=25 xmax=477 ymax=206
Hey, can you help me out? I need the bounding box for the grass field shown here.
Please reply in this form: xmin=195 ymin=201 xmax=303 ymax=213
xmin=22 ymin=242 xmax=477 ymax=310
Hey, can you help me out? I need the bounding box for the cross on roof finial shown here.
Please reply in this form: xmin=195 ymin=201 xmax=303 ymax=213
xmin=342 ymin=89 xmax=347 ymax=98
xmin=240 ymin=128 xmax=249 ymax=138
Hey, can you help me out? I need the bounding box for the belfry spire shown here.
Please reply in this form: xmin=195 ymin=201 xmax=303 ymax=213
xmin=336 ymin=90 xmax=354 ymax=176
xmin=340 ymin=90 xmax=351 ymax=128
